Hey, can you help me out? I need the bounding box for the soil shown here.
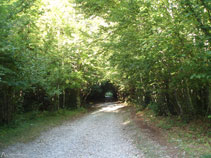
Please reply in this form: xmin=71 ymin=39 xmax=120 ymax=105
xmin=130 ymin=107 xmax=185 ymax=158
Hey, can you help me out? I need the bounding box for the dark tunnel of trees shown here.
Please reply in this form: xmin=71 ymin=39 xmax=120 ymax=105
xmin=86 ymin=81 xmax=118 ymax=103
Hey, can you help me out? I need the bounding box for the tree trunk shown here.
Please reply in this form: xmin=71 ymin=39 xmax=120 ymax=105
xmin=174 ymin=91 xmax=183 ymax=116
xmin=207 ymin=86 xmax=211 ymax=116
xmin=63 ymin=90 xmax=65 ymax=108
xmin=185 ymin=80 xmax=194 ymax=114
xmin=76 ymin=89 xmax=81 ymax=108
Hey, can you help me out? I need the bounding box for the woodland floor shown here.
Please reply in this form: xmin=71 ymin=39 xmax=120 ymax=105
xmin=0 ymin=102 xmax=207 ymax=158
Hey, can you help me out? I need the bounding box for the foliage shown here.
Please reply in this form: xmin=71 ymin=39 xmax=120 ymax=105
xmin=136 ymin=109 xmax=211 ymax=157
xmin=76 ymin=0 xmax=211 ymax=119
xmin=0 ymin=0 xmax=210 ymax=124
xmin=0 ymin=0 xmax=105 ymax=124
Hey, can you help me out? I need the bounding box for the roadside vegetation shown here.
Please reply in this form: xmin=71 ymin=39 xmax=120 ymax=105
xmin=135 ymin=108 xmax=210 ymax=158
xmin=0 ymin=108 xmax=86 ymax=149
xmin=0 ymin=0 xmax=106 ymax=125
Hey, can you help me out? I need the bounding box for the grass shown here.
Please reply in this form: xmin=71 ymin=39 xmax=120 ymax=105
xmin=136 ymin=109 xmax=211 ymax=158
xmin=0 ymin=108 xmax=87 ymax=149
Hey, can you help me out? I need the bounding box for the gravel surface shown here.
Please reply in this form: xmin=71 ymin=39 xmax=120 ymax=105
xmin=1 ymin=103 xmax=144 ymax=158
xmin=1 ymin=103 xmax=176 ymax=158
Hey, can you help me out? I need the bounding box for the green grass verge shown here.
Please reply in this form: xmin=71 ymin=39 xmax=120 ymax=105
xmin=0 ymin=108 xmax=87 ymax=149
xmin=136 ymin=109 xmax=211 ymax=158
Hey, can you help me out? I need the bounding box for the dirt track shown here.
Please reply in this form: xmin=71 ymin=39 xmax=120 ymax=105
xmin=1 ymin=103 xmax=180 ymax=158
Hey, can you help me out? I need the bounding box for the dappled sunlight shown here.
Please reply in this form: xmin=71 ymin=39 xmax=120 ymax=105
xmin=100 ymin=104 xmax=124 ymax=112
xmin=91 ymin=103 xmax=125 ymax=115
xmin=122 ymin=120 xmax=131 ymax=125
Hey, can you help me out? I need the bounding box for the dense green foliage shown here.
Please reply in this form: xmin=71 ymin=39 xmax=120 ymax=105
xmin=0 ymin=0 xmax=210 ymax=124
xmin=76 ymin=0 xmax=211 ymax=119
xmin=0 ymin=0 xmax=104 ymax=124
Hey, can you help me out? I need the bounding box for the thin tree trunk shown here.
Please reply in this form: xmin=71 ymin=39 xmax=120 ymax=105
xmin=174 ymin=91 xmax=183 ymax=116
xmin=76 ymin=89 xmax=81 ymax=108
xmin=57 ymin=85 xmax=60 ymax=110
xmin=185 ymin=80 xmax=194 ymax=113
xmin=206 ymin=86 xmax=211 ymax=116
xmin=63 ymin=90 xmax=65 ymax=108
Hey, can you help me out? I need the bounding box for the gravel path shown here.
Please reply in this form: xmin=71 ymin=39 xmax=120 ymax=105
xmin=1 ymin=103 xmax=144 ymax=158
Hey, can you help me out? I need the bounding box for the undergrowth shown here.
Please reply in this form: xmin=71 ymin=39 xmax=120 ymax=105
xmin=0 ymin=108 xmax=86 ymax=149
xmin=136 ymin=108 xmax=211 ymax=158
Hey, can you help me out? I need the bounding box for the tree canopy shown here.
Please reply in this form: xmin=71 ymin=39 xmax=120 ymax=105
xmin=0 ymin=0 xmax=210 ymax=123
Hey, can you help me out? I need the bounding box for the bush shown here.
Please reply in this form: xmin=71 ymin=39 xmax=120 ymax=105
xmin=148 ymin=102 xmax=167 ymax=116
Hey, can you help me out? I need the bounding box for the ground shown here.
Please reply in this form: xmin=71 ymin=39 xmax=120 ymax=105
xmin=1 ymin=102 xmax=188 ymax=158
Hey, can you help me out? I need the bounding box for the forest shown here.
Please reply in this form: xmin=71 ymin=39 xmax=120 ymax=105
xmin=0 ymin=0 xmax=210 ymax=125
